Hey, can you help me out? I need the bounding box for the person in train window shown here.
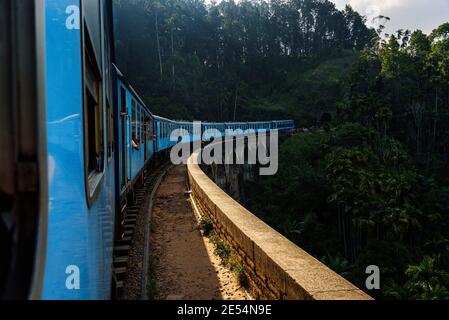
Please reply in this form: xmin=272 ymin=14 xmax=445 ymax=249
xmin=144 ymin=117 xmax=156 ymax=140
xmin=131 ymin=132 xmax=140 ymax=150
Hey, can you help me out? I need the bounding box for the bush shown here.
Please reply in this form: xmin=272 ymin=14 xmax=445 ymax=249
xmin=199 ymin=215 xmax=214 ymax=236
xmin=214 ymin=238 xmax=231 ymax=261
xmin=228 ymin=257 xmax=247 ymax=287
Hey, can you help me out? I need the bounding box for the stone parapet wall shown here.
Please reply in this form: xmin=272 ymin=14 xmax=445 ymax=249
xmin=187 ymin=153 xmax=373 ymax=300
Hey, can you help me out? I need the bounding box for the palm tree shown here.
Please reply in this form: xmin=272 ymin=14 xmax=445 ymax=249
xmin=406 ymin=256 xmax=449 ymax=300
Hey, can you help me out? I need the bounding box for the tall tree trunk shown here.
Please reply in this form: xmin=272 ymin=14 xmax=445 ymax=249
xmin=155 ymin=12 xmax=163 ymax=80
xmin=171 ymin=26 xmax=175 ymax=92
xmin=433 ymin=88 xmax=438 ymax=151
xmin=233 ymin=84 xmax=239 ymax=121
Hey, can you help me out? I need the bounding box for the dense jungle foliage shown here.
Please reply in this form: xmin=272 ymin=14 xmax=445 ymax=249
xmin=247 ymin=23 xmax=449 ymax=299
xmin=114 ymin=0 xmax=373 ymax=123
xmin=114 ymin=0 xmax=449 ymax=299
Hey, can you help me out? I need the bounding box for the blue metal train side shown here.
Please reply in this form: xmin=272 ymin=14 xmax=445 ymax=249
xmin=272 ymin=120 xmax=295 ymax=132
xmin=43 ymin=0 xmax=114 ymax=299
xmin=154 ymin=116 xmax=179 ymax=152
xmin=130 ymin=99 xmax=146 ymax=180
xmin=113 ymin=67 xmax=155 ymax=194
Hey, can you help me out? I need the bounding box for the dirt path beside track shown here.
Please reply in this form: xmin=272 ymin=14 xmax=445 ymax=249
xmin=150 ymin=165 xmax=248 ymax=300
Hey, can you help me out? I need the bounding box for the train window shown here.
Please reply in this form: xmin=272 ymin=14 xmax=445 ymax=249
xmin=150 ymin=119 xmax=154 ymax=138
xmin=138 ymin=108 xmax=141 ymax=142
xmin=144 ymin=116 xmax=152 ymax=140
xmin=84 ymin=30 xmax=104 ymax=180
xmin=106 ymin=99 xmax=113 ymax=160
xmin=82 ymin=0 xmax=107 ymax=204
xmin=136 ymin=105 xmax=140 ymax=143
xmin=103 ymin=8 xmax=112 ymax=105
xmin=120 ymin=87 xmax=126 ymax=114
xmin=144 ymin=118 xmax=148 ymax=141
xmin=84 ymin=0 xmax=101 ymax=67
xmin=139 ymin=106 xmax=144 ymax=142
xmin=131 ymin=100 xmax=137 ymax=144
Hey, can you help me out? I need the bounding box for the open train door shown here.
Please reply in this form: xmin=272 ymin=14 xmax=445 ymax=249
xmin=0 ymin=0 xmax=48 ymax=300
xmin=120 ymin=87 xmax=128 ymax=189
xmin=143 ymin=115 xmax=151 ymax=163
xmin=144 ymin=123 xmax=147 ymax=163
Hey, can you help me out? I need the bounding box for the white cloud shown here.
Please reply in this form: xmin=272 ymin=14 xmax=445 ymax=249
xmin=205 ymin=0 xmax=449 ymax=35
xmin=332 ymin=0 xmax=449 ymax=35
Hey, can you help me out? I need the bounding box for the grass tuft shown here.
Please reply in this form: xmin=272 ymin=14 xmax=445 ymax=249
xmin=199 ymin=215 xmax=214 ymax=236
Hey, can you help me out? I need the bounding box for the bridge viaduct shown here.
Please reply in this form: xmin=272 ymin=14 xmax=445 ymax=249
xmin=185 ymin=147 xmax=373 ymax=300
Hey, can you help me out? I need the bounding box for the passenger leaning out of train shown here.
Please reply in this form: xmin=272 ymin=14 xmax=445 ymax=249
xmin=131 ymin=133 xmax=140 ymax=151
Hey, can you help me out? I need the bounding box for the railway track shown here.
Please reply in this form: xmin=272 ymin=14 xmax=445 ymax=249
xmin=112 ymin=160 xmax=172 ymax=300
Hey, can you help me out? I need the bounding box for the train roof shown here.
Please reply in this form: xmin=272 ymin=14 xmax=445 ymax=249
xmin=152 ymin=118 xmax=294 ymax=124
xmin=152 ymin=115 xmax=179 ymax=123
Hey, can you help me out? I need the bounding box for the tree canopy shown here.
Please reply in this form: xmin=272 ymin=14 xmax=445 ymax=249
xmin=246 ymin=23 xmax=449 ymax=300
xmin=114 ymin=0 xmax=373 ymax=122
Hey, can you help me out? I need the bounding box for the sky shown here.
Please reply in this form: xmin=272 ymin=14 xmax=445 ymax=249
xmin=205 ymin=0 xmax=449 ymax=36
xmin=332 ymin=0 xmax=449 ymax=35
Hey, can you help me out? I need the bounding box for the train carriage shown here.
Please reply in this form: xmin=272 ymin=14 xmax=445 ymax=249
xmin=113 ymin=66 xmax=155 ymax=195
xmin=40 ymin=0 xmax=116 ymax=299
xmin=272 ymin=120 xmax=295 ymax=132
xmin=202 ymin=122 xmax=226 ymax=141
xmin=153 ymin=116 xmax=196 ymax=152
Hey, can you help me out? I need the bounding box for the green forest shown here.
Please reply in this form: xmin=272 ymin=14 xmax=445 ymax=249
xmin=114 ymin=0 xmax=449 ymax=299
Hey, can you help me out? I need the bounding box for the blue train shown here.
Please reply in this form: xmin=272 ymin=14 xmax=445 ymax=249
xmin=0 ymin=0 xmax=294 ymax=300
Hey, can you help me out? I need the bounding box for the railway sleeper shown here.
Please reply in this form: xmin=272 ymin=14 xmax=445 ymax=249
xmin=115 ymin=238 xmax=132 ymax=247
xmin=114 ymin=267 xmax=127 ymax=282
xmin=114 ymin=245 xmax=131 ymax=254
xmin=112 ymin=162 xmax=169 ymax=300
xmin=124 ymin=213 xmax=137 ymax=219
xmin=124 ymin=218 xmax=137 ymax=225
xmin=123 ymin=229 xmax=134 ymax=237
xmin=113 ymin=256 xmax=129 ymax=267
xmin=124 ymin=224 xmax=136 ymax=232
xmin=122 ymin=217 xmax=137 ymax=226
